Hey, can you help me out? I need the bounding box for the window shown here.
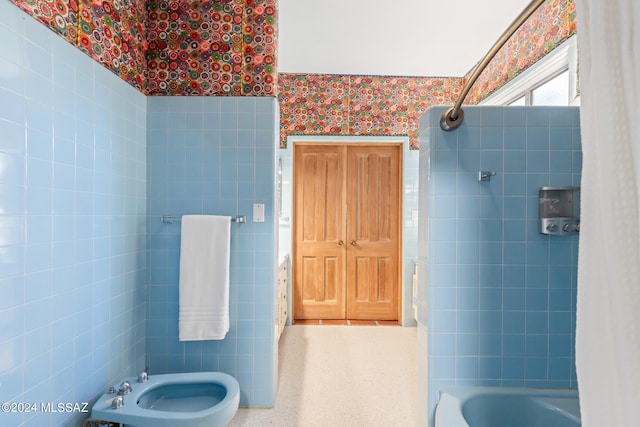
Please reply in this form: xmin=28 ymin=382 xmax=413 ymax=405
xmin=508 ymin=96 xmax=526 ymax=106
xmin=531 ymin=69 xmax=569 ymax=105
xmin=505 ymin=69 xmax=570 ymax=106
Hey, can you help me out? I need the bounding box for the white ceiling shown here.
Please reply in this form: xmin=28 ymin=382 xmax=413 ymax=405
xmin=278 ymin=0 xmax=531 ymax=77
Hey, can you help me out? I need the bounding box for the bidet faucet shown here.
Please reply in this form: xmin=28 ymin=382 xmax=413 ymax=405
xmin=118 ymin=381 xmax=132 ymax=395
xmin=138 ymin=371 xmax=148 ymax=383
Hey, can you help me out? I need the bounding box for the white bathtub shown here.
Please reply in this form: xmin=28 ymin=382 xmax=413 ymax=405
xmin=435 ymin=386 xmax=580 ymax=427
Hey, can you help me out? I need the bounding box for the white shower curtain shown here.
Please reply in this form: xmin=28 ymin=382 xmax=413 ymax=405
xmin=575 ymin=1 xmax=640 ymax=426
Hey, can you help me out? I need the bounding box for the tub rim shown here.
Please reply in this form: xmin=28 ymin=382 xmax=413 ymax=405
xmin=435 ymin=386 xmax=580 ymax=427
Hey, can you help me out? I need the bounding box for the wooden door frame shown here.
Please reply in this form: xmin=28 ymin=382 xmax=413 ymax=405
xmin=292 ymin=140 xmax=404 ymax=322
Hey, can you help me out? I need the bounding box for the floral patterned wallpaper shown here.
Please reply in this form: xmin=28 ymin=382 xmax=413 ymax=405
xmin=79 ymin=0 xmax=149 ymax=90
xmin=11 ymin=0 xmax=574 ymax=109
xmin=278 ymin=74 xmax=462 ymax=149
xmin=146 ymin=0 xmax=277 ymax=96
xmin=11 ymin=0 xmax=147 ymax=92
xmin=278 ymin=0 xmax=577 ymax=149
xmin=469 ymin=0 xmax=577 ymax=103
xmin=11 ymin=0 xmax=149 ymax=91
xmin=10 ymin=0 xmax=277 ymax=96
xmin=10 ymin=0 xmax=79 ymax=44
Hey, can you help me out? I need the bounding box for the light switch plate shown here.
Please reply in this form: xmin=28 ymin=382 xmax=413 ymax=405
xmin=253 ymin=203 xmax=265 ymax=222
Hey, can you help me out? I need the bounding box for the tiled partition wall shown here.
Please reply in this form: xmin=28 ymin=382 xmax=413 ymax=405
xmin=417 ymin=106 xmax=581 ymax=425
xmin=146 ymin=96 xmax=279 ymax=406
xmin=0 ymin=3 xmax=147 ymax=426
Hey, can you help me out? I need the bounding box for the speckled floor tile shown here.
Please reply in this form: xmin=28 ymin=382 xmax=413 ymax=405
xmin=227 ymin=325 xmax=418 ymax=427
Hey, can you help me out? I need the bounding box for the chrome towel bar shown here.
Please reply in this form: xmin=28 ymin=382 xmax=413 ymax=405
xmin=161 ymin=215 xmax=246 ymax=224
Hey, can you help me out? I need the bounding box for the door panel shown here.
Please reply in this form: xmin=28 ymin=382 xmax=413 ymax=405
xmin=294 ymin=145 xmax=346 ymax=319
xmin=346 ymin=146 xmax=400 ymax=320
xmin=293 ymin=143 xmax=401 ymax=321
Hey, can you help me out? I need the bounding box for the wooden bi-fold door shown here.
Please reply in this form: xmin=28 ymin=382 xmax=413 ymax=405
xmin=293 ymin=143 xmax=401 ymax=321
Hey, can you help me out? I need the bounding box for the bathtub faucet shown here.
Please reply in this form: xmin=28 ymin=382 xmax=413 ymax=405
xmin=118 ymin=381 xmax=132 ymax=395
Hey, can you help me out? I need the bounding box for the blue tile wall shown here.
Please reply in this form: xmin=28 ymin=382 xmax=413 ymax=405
xmin=403 ymin=145 xmax=421 ymax=326
xmin=417 ymin=106 xmax=581 ymax=425
xmin=146 ymin=96 xmax=279 ymax=407
xmin=0 ymin=3 xmax=147 ymax=426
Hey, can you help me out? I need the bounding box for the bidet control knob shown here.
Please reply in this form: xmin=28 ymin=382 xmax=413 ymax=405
xmin=138 ymin=372 xmax=148 ymax=383
xmin=118 ymin=381 xmax=132 ymax=395
xmin=112 ymin=396 xmax=124 ymax=409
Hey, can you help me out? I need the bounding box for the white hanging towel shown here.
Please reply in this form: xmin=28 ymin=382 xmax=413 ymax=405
xmin=179 ymin=215 xmax=231 ymax=341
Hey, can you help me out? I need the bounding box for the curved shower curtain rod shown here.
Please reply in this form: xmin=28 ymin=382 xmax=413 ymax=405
xmin=440 ymin=0 xmax=546 ymax=131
